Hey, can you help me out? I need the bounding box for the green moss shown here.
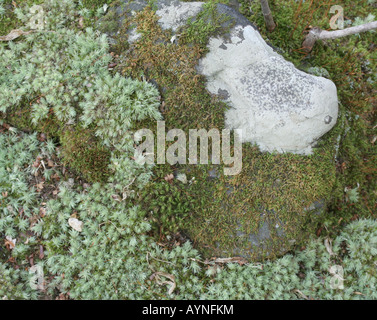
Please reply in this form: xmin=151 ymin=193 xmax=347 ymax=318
xmin=96 ymin=6 xmax=121 ymax=34
xmin=3 ymin=105 xmax=111 ymax=183
xmin=94 ymin=1 xmax=125 ymax=34
xmin=60 ymin=126 xmax=112 ymax=183
xmin=113 ymin=3 xmax=342 ymax=261
xmin=0 ymin=0 xmax=44 ymax=36
xmin=180 ymin=0 xmax=232 ymax=48
xmin=236 ymin=0 xmax=377 ymax=237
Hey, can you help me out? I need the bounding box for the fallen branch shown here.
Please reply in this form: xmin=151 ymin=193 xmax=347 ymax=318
xmin=260 ymin=0 xmax=276 ymax=32
xmin=303 ymin=21 xmax=377 ymax=52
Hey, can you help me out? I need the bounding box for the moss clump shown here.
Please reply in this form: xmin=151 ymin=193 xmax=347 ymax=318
xmin=60 ymin=126 xmax=112 ymax=183
xmin=238 ymin=0 xmax=377 ymax=237
xmin=180 ymin=0 xmax=232 ymax=47
xmin=1 ymin=0 xmax=161 ymax=184
xmin=1 ymin=130 xmax=376 ymax=299
xmin=109 ymin=2 xmax=340 ymax=260
xmin=96 ymin=4 xmax=121 ymax=34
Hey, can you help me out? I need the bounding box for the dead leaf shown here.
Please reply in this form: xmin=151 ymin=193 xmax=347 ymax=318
xmin=151 ymin=272 xmax=176 ymax=295
xmin=0 ymin=29 xmax=33 ymax=41
xmin=111 ymin=194 xmax=121 ymax=202
xmin=293 ymin=289 xmax=309 ymax=300
xmin=217 ymin=257 xmax=248 ymax=266
xmin=36 ymin=181 xmax=44 ymax=192
xmin=39 ymin=207 xmax=46 ymax=217
xmin=5 ymin=236 xmax=16 ymax=250
xmin=164 ymin=174 xmax=174 ymax=184
xmin=56 ymin=293 xmax=68 ymax=300
xmin=39 ymin=245 xmax=44 ymax=259
xmin=32 ymin=159 xmax=40 ymax=168
xmin=78 ymin=16 xmax=84 ymax=29
xmin=324 ymin=238 xmax=334 ymax=256
xmin=38 ymin=133 xmax=46 ymax=142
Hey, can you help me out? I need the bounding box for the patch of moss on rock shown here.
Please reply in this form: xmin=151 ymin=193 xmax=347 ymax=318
xmin=107 ymin=1 xmax=341 ymax=260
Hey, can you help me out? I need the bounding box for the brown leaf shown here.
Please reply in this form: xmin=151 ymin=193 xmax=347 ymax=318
xmin=39 ymin=207 xmax=46 ymax=217
xmin=38 ymin=133 xmax=46 ymax=142
xmin=0 ymin=29 xmax=33 ymax=41
xmin=56 ymin=293 xmax=68 ymax=300
xmin=151 ymin=272 xmax=176 ymax=295
xmin=36 ymin=181 xmax=44 ymax=192
xmin=4 ymin=237 xmax=16 ymax=250
xmin=78 ymin=16 xmax=84 ymax=29
xmin=164 ymin=174 xmax=174 ymax=184
xmin=39 ymin=245 xmax=44 ymax=259
xmin=32 ymin=160 xmax=40 ymax=168
xmin=47 ymin=159 xmax=54 ymax=167
xmin=29 ymin=254 xmax=34 ymax=266
xmin=209 ymin=257 xmax=249 ymax=266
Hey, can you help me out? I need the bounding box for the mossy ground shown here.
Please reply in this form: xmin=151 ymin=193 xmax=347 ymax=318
xmin=105 ymin=2 xmax=344 ymax=260
xmin=0 ymin=0 xmax=376 ymax=300
xmin=0 ymin=1 xmax=114 ymax=183
xmin=1 ymin=0 xmax=376 ymax=261
xmin=237 ymin=0 xmax=377 ymax=238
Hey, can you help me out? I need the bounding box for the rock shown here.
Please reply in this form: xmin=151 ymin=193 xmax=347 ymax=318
xmin=156 ymin=1 xmax=203 ymax=32
xmin=68 ymin=218 xmax=83 ymax=232
xmin=197 ymin=24 xmax=339 ymax=154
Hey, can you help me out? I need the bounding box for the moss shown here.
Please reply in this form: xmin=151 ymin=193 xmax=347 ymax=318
xmin=60 ymin=126 xmax=112 ymax=183
xmin=0 ymin=0 xmax=45 ymax=36
xmin=237 ymin=0 xmax=377 ymax=237
xmin=96 ymin=3 xmax=121 ymax=34
xmin=180 ymin=0 xmax=232 ymax=48
xmin=111 ymin=3 xmax=341 ymax=261
xmin=2 ymin=103 xmax=111 ymax=183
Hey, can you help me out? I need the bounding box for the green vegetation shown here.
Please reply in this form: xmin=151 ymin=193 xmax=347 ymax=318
xmin=112 ymin=2 xmax=340 ymax=260
xmin=180 ymin=0 xmax=232 ymax=47
xmin=1 ymin=128 xmax=377 ymax=299
xmin=0 ymin=0 xmax=376 ymax=299
xmin=0 ymin=0 xmax=160 ymax=182
xmin=238 ymin=0 xmax=377 ymax=239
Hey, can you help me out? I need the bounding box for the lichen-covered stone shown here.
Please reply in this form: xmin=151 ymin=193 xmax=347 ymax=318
xmin=197 ymin=24 xmax=339 ymax=154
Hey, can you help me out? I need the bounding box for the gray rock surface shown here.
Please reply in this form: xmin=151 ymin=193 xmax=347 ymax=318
xmin=197 ymin=24 xmax=339 ymax=154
